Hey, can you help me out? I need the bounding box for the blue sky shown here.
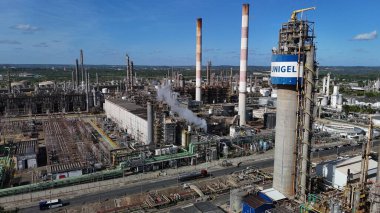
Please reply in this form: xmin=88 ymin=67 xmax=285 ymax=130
xmin=0 ymin=0 xmax=378 ymax=66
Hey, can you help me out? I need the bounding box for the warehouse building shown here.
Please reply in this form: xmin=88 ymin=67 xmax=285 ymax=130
xmin=104 ymin=99 xmax=149 ymax=144
xmin=316 ymin=155 xmax=378 ymax=189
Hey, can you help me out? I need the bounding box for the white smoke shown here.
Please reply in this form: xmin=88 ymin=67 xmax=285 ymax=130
xmin=157 ymin=85 xmax=207 ymax=131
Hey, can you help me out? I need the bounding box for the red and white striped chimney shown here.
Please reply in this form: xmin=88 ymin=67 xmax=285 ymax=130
xmin=238 ymin=4 xmax=249 ymax=126
xmin=195 ymin=18 xmax=202 ymax=102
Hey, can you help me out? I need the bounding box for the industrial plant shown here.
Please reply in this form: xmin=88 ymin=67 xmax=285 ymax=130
xmin=0 ymin=3 xmax=379 ymax=213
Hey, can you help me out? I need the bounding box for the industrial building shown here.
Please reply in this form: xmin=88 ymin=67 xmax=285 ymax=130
xmin=316 ymin=156 xmax=378 ymax=189
xmin=0 ymin=2 xmax=379 ymax=213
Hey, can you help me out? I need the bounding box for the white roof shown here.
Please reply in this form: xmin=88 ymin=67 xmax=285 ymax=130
xmin=260 ymin=188 xmax=286 ymax=201
xmin=337 ymin=158 xmax=377 ymax=175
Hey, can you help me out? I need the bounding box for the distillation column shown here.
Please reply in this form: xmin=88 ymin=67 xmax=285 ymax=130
xmin=195 ymin=18 xmax=202 ymax=102
xmin=238 ymin=4 xmax=249 ymax=126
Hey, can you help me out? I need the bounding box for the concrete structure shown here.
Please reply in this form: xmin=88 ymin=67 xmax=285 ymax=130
xmin=195 ymin=18 xmax=202 ymax=102
xmin=316 ymin=156 xmax=378 ymax=189
xmin=147 ymin=102 xmax=154 ymax=145
xmin=104 ymin=99 xmax=149 ymax=144
xmin=326 ymin=73 xmax=330 ymax=96
xmin=238 ymin=4 xmax=249 ymax=126
xmin=272 ymin=14 xmax=316 ymax=199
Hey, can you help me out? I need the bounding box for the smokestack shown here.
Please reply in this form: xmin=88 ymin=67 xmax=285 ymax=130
xmin=322 ymin=76 xmax=326 ymax=94
xmin=206 ymin=61 xmax=211 ymax=86
xmin=80 ymin=49 xmax=84 ymax=84
xmin=7 ymin=69 xmax=11 ymax=94
xmin=147 ymin=102 xmax=154 ymax=145
xmin=131 ymin=61 xmax=134 ymax=89
xmin=71 ymin=71 xmax=75 ymax=89
xmin=125 ymin=54 xmax=130 ymax=92
xmin=238 ymin=4 xmax=249 ymax=126
xmin=195 ymin=18 xmax=202 ymax=101
xmin=326 ymin=73 xmax=330 ymax=95
xmin=75 ymin=59 xmax=80 ymax=89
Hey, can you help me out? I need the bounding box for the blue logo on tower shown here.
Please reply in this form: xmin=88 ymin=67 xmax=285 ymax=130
xmin=271 ymin=55 xmax=303 ymax=85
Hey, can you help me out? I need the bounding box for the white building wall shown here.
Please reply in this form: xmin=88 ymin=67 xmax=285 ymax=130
xmin=333 ymin=170 xmax=347 ymax=189
xmin=104 ymin=100 xmax=148 ymax=144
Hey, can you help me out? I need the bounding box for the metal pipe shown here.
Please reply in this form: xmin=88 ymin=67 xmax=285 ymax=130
xmin=238 ymin=4 xmax=249 ymax=126
xmin=147 ymin=102 xmax=154 ymax=145
xmin=195 ymin=18 xmax=202 ymax=101
xmin=300 ymin=45 xmax=315 ymax=198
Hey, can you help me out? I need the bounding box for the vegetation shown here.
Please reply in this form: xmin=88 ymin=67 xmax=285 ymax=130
xmin=342 ymin=105 xmax=377 ymax=114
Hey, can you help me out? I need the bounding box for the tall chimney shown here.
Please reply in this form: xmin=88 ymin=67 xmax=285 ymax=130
xmin=125 ymin=54 xmax=130 ymax=92
xmin=195 ymin=18 xmax=202 ymax=102
xmin=206 ymin=61 xmax=211 ymax=86
xmin=238 ymin=4 xmax=249 ymax=126
xmin=75 ymin=59 xmax=80 ymax=89
xmin=131 ymin=61 xmax=134 ymax=88
xmin=80 ymin=49 xmax=84 ymax=84
xmin=147 ymin=102 xmax=154 ymax=145
xmin=326 ymin=73 xmax=330 ymax=95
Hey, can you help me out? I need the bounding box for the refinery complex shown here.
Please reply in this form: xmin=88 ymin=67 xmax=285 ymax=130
xmin=0 ymin=3 xmax=380 ymax=213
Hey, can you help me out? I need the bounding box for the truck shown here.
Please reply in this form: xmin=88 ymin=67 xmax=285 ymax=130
xmin=178 ymin=169 xmax=209 ymax=182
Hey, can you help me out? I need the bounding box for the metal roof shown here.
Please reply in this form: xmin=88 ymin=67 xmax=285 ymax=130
xmin=261 ymin=188 xmax=286 ymax=201
xmin=106 ymin=99 xmax=147 ymax=120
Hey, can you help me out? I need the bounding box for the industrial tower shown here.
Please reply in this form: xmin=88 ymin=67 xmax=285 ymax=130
xmin=272 ymin=8 xmax=317 ymax=201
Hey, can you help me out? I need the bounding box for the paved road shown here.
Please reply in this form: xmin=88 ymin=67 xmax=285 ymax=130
xmin=21 ymin=141 xmax=378 ymax=212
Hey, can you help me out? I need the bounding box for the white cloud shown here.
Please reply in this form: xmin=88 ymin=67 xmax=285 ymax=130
xmin=353 ymin=30 xmax=377 ymax=40
xmin=10 ymin=24 xmax=39 ymax=32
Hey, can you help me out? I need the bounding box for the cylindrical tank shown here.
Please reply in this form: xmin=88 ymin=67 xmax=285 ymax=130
xmin=337 ymin=94 xmax=343 ymax=105
xmin=333 ymin=85 xmax=339 ymax=95
xmin=331 ymin=95 xmax=337 ymax=108
xmin=273 ymin=86 xmax=297 ymax=197
xmin=223 ymin=145 xmax=229 ymax=156
xmin=181 ymin=130 xmax=188 ymax=148
xmin=102 ymin=88 xmax=108 ymax=93
xmin=321 ymin=96 xmax=328 ymax=106
xmin=264 ymin=112 xmax=276 ymax=129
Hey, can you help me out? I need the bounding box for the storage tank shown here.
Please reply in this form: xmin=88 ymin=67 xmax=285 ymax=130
xmin=181 ymin=130 xmax=188 ymax=148
xmin=264 ymin=112 xmax=276 ymax=129
xmin=321 ymin=96 xmax=328 ymax=106
xmin=223 ymin=145 xmax=229 ymax=156
xmin=337 ymin=94 xmax=343 ymax=105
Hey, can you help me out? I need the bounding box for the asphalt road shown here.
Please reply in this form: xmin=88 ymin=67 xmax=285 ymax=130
xmin=21 ymin=141 xmax=378 ymax=212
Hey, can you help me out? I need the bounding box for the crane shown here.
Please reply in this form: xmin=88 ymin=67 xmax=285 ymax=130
xmin=290 ymin=7 xmax=316 ymax=21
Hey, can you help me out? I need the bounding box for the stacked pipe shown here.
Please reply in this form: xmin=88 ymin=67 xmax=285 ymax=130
xmin=238 ymin=4 xmax=249 ymax=126
xmin=195 ymin=18 xmax=202 ymax=102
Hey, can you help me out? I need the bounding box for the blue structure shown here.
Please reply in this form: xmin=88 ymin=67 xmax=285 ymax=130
xmin=242 ymin=195 xmax=273 ymax=213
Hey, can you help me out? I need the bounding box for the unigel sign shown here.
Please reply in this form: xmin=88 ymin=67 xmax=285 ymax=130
xmin=271 ymin=55 xmax=303 ymax=85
